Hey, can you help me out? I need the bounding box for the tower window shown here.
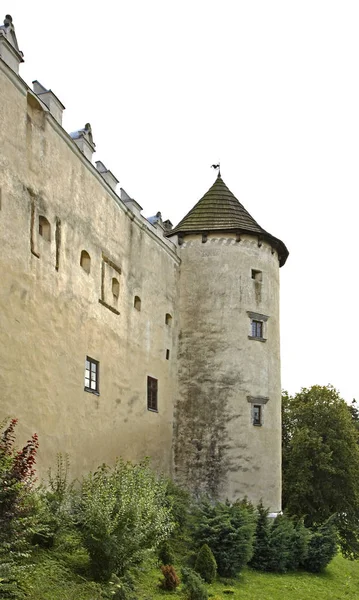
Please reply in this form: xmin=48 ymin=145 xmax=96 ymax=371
xmin=80 ymin=250 xmax=91 ymax=274
xmin=247 ymin=311 xmax=269 ymax=341
xmin=134 ymin=296 xmax=141 ymax=311
xmin=251 ymin=320 xmax=263 ymax=338
xmin=253 ymin=405 xmax=262 ymax=426
xmin=251 ymin=269 xmax=262 ymax=282
xmin=165 ymin=313 xmax=172 ymax=326
xmin=84 ymin=357 xmax=99 ymax=394
xmin=112 ymin=277 xmax=120 ymax=298
xmin=166 ymin=349 xmax=170 ymax=360
xmin=147 ymin=376 xmax=158 ymax=412
xmin=39 ymin=216 xmax=51 ymax=241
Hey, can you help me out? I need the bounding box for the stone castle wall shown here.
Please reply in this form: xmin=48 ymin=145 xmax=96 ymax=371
xmin=0 ymin=58 xmax=180 ymax=481
xmin=0 ymin=44 xmax=283 ymax=511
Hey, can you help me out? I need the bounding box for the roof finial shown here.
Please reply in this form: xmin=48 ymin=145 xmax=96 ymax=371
xmin=211 ymin=163 xmax=221 ymax=178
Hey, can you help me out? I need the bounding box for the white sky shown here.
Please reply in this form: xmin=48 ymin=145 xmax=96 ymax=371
xmin=6 ymin=1 xmax=359 ymax=402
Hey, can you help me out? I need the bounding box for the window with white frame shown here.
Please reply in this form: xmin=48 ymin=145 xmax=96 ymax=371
xmin=84 ymin=357 xmax=99 ymax=394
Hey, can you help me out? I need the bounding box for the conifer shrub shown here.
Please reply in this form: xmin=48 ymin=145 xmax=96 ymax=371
xmin=158 ymin=540 xmax=175 ymax=565
xmin=249 ymin=502 xmax=271 ymax=571
xmin=287 ymin=518 xmax=310 ymax=570
xmin=194 ymin=543 xmax=217 ymax=583
xmin=193 ymin=499 xmax=256 ymax=577
xmin=250 ymin=504 xmax=311 ymax=573
xmin=265 ymin=514 xmax=295 ymax=572
xmin=302 ymin=516 xmax=338 ymax=572
xmin=181 ymin=568 xmax=208 ymax=600
xmin=160 ymin=564 xmax=180 ymax=590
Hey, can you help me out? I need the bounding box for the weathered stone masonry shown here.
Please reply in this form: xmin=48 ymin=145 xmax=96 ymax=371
xmin=0 ymin=14 xmax=288 ymax=512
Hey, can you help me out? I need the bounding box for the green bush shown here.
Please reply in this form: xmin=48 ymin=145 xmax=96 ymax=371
xmin=302 ymin=516 xmax=338 ymax=572
xmin=266 ymin=514 xmax=295 ymax=572
xmin=195 ymin=543 xmax=217 ymax=583
xmin=193 ymin=499 xmax=256 ymax=577
xmin=249 ymin=502 xmax=271 ymax=571
xmin=160 ymin=564 xmax=180 ymax=590
xmin=181 ymin=568 xmax=208 ymax=600
xmin=287 ymin=518 xmax=310 ymax=570
xmin=77 ymin=459 xmax=174 ymax=581
xmin=0 ymin=419 xmax=39 ymax=598
xmin=250 ymin=505 xmax=311 ymax=573
xmin=158 ymin=540 xmax=175 ymax=565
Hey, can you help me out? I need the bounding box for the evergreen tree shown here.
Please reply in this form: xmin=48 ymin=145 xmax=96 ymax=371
xmin=195 ymin=543 xmax=217 ymax=583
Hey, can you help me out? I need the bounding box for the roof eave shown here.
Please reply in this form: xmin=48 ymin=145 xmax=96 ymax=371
xmin=166 ymin=227 xmax=289 ymax=267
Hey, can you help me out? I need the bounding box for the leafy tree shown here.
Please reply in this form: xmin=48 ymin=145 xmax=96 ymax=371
xmin=77 ymin=459 xmax=174 ymax=581
xmin=348 ymin=399 xmax=359 ymax=432
xmin=282 ymin=385 xmax=359 ymax=558
xmin=193 ymin=499 xmax=256 ymax=577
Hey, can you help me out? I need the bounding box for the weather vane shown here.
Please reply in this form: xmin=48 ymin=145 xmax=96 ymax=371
xmin=211 ymin=162 xmax=221 ymax=176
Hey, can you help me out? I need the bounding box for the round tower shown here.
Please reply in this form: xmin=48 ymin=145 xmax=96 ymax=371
xmin=167 ymin=172 xmax=288 ymax=512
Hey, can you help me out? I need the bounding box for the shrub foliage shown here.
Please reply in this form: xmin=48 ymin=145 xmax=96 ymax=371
xmin=194 ymin=543 xmax=217 ymax=583
xmin=193 ymin=499 xmax=256 ymax=577
xmin=160 ymin=564 xmax=180 ymax=590
xmin=78 ymin=459 xmax=174 ymax=581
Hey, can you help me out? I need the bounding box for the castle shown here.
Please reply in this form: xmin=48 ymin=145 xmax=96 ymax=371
xmin=0 ymin=15 xmax=288 ymax=512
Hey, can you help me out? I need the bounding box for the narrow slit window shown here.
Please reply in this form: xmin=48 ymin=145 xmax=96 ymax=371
xmin=84 ymin=357 xmax=99 ymax=394
xmin=112 ymin=277 xmax=120 ymax=298
xmin=166 ymin=349 xmax=170 ymax=360
xmin=253 ymin=405 xmax=262 ymax=426
xmin=134 ymin=296 xmax=141 ymax=311
xmin=165 ymin=313 xmax=172 ymax=326
xmin=80 ymin=250 xmax=91 ymax=274
xmin=147 ymin=376 xmax=158 ymax=412
xmin=39 ymin=216 xmax=51 ymax=241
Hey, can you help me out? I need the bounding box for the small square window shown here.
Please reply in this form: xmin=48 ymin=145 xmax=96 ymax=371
xmin=251 ymin=269 xmax=262 ymax=282
xmin=253 ymin=405 xmax=262 ymax=426
xmin=147 ymin=376 xmax=158 ymax=412
xmin=251 ymin=320 xmax=263 ymax=338
xmin=85 ymin=357 xmax=99 ymax=394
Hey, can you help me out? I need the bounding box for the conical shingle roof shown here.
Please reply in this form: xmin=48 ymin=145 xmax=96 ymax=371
xmin=168 ymin=174 xmax=288 ymax=266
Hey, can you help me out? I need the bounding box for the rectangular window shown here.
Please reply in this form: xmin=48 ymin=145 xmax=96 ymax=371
xmin=251 ymin=320 xmax=263 ymax=338
xmin=253 ymin=404 xmax=262 ymax=426
xmin=147 ymin=376 xmax=158 ymax=412
xmin=85 ymin=357 xmax=99 ymax=394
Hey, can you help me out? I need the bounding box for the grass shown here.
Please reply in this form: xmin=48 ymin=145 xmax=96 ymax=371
xmin=135 ymin=554 xmax=359 ymax=600
xmin=11 ymin=541 xmax=359 ymax=600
